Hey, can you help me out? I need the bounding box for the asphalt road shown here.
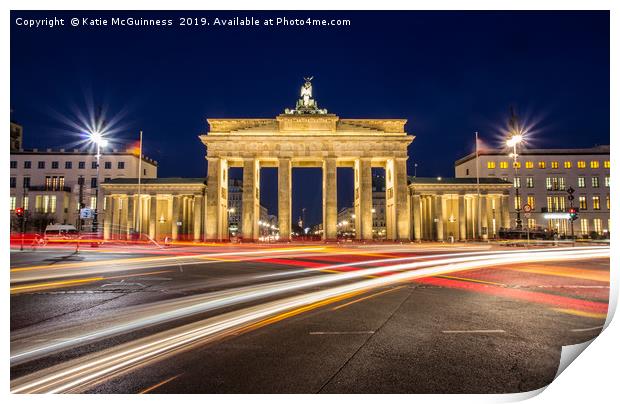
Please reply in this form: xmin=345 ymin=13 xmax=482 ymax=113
xmin=9 ymin=242 xmax=610 ymax=393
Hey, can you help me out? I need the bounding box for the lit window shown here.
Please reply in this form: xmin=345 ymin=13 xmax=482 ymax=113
xmin=10 ymin=196 xmax=16 ymax=210
xmin=50 ymin=196 xmax=57 ymax=213
xmin=526 ymin=177 xmax=534 ymax=188
xmin=592 ymin=177 xmax=600 ymax=188
xmin=23 ymin=196 xmax=29 ymax=210
xmin=577 ymin=161 xmax=586 ymax=168
xmin=551 ymin=161 xmax=559 ymax=169
xmin=592 ymin=196 xmax=600 ymax=210
xmin=546 ymin=196 xmax=553 ymax=212
xmin=500 ymin=161 xmax=508 ymax=169
xmin=593 ymin=218 xmax=602 ymax=234
xmin=525 ymin=161 xmax=533 ymax=169
xmin=487 ymin=161 xmax=496 ymax=169
xmin=90 ymin=196 xmax=97 ymax=210
xmin=590 ymin=161 xmax=600 ymax=169
xmin=546 ymin=177 xmax=552 ymax=190
xmin=580 ymin=219 xmax=588 ymax=235
xmin=514 ymin=195 xmax=522 ymax=210
xmin=527 ymin=218 xmax=536 ymax=228
xmin=607 ymin=195 xmax=610 ymax=210
xmin=42 ymin=195 xmax=50 ymax=213
xmin=538 ymin=161 xmax=546 ymax=169
xmin=578 ymin=177 xmax=586 ymax=188
xmin=605 ymin=176 xmax=610 ymax=187
xmin=514 ymin=162 xmax=521 ymax=169
xmin=513 ymin=177 xmax=521 ymax=188
xmin=527 ymin=195 xmax=535 ymax=209
xmin=579 ymin=196 xmax=587 ymax=210
xmin=604 ymin=160 xmax=610 ymax=169
xmin=564 ymin=161 xmax=572 ymax=169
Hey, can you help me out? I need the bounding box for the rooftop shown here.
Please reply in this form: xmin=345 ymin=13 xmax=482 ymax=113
xmin=103 ymin=177 xmax=206 ymax=185
xmin=409 ymin=177 xmax=511 ymax=185
xmin=11 ymin=148 xmax=158 ymax=165
xmin=455 ymin=145 xmax=610 ymax=166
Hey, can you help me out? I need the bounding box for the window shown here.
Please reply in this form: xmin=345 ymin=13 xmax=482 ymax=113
xmin=38 ymin=161 xmax=45 ymax=169
xmin=23 ymin=196 xmax=29 ymax=210
xmin=91 ymin=177 xmax=97 ymax=188
xmin=604 ymin=160 xmax=610 ymax=169
xmin=577 ymin=161 xmax=586 ymax=168
xmin=514 ymin=195 xmax=522 ymax=210
xmin=592 ymin=196 xmax=600 ymax=210
xmin=525 ymin=161 xmax=533 ymax=169
xmin=527 ymin=195 xmax=535 ymax=209
xmin=501 ymin=176 xmax=508 ymax=183
xmin=50 ymin=196 xmax=57 ymax=213
xmin=42 ymin=195 xmax=49 ymax=213
xmin=514 ymin=161 xmax=521 ymax=169
xmin=10 ymin=196 xmax=16 ymax=211
xmin=45 ymin=176 xmax=52 ymax=190
xmin=499 ymin=161 xmax=508 ymax=169
xmin=580 ymin=219 xmax=589 ymax=235
xmin=558 ymin=177 xmax=566 ymax=191
xmin=79 ymin=161 xmax=85 ymax=169
xmin=538 ymin=161 xmax=546 ymax=169
xmin=23 ymin=177 xmax=30 ymax=189
xmin=593 ymin=218 xmax=602 ymax=234
xmin=592 ymin=177 xmax=600 ymax=188
xmin=579 ymin=196 xmax=587 ymax=210
xmin=547 ymin=196 xmax=565 ymax=212
xmin=90 ymin=196 xmax=97 ymax=209
xmin=51 ymin=161 xmax=59 ymax=169
xmin=65 ymin=161 xmax=72 ymax=169
xmin=513 ymin=177 xmax=521 ymax=188
xmin=92 ymin=161 xmax=98 ymax=169
xmin=24 ymin=161 xmax=31 ymax=169
xmin=10 ymin=161 xmax=17 ymax=169
xmin=551 ymin=161 xmax=559 ymax=169
xmin=605 ymin=176 xmax=610 ymax=187
xmin=104 ymin=161 xmax=112 ymax=169
xmin=35 ymin=195 xmax=43 ymax=213
xmin=487 ymin=161 xmax=496 ymax=169
xmin=118 ymin=161 xmax=125 ymax=169
xmin=564 ymin=161 xmax=572 ymax=169
xmin=527 ymin=218 xmax=536 ymax=228
xmin=578 ymin=177 xmax=586 ymax=188
xmin=590 ymin=161 xmax=600 ymax=169
xmin=546 ymin=177 xmax=552 ymax=190
xmin=59 ymin=176 xmax=65 ymax=189
xmin=526 ymin=177 xmax=534 ymax=188
xmin=465 ymin=168 xmax=469 ymax=175
xmin=143 ymin=168 xmax=147 ymax=176
xmin=10 ymin=177 xmax=16 ymax=188
xmin=607 ymin=195 xmax=610 ymax=210
xmin=77 ymin=176 xmax=84 ymax=185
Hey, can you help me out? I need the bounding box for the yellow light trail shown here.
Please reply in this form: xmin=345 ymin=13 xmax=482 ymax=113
xmin=10 ymin=278 xmax=105 ymax=294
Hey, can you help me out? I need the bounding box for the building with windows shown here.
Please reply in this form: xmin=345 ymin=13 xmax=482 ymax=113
xmin=10 ymin=121 xmax=23 ymax=151
xmin=454 ymin=145 xmax=610 ymax=237
xmin=10 ymin=147 xmax=157 ymax=231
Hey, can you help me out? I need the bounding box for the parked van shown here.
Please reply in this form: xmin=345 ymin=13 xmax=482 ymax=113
xmin=44 ymin=224 xmax=79 ymax=241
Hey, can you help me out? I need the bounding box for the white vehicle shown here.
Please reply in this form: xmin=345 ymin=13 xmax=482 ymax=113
xmin=43 ymin=224 xmax=79 ymax=241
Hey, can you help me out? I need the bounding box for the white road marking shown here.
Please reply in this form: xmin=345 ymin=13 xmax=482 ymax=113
xmin=570 ymin=326 xmax=604 ymax=332
xmin=442 ymin=329 xmax=506 ymax=334
xmin=309 ymin=331 xmax=375 ymax=335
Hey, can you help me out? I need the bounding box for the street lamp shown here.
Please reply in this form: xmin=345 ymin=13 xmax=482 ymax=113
xmin=89 ymin=131 xmax=108 ymax=234
xmin=507 ymin=133 xmax=523 ymax=230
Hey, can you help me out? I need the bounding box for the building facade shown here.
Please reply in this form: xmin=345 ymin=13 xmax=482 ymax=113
xmin=455 ymin=146 xmax=610 ymax=237
xmin=10 ymin=147 xmax=157 ymax=231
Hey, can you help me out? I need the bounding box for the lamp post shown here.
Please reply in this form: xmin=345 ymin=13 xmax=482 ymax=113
xmin=89 ymin=131 xmax=108 ymax=234
xmin=507 ymin=134 xmax=523 ymax=230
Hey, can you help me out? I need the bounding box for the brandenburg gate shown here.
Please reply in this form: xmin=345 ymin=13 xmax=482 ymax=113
xmin=200 ymin=77 xmax=414 ymax=241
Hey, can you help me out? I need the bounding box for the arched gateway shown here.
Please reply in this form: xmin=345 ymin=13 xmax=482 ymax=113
xmin=200 ymin=78 xmax=414 ymax=241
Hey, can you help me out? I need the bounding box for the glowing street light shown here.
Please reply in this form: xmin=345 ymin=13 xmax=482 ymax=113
xmin=88 ymin=130 xmax=108 ymax=233
xmin=506 ymin=110 xmax=525 ymax=230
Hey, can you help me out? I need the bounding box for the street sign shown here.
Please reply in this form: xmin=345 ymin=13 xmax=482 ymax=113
xmin=567 ymin=195 xmax=575 ymax=201
xmin=567 ymin=186 xmax=575 ymax=194
xmin=80 ymin=207 xmax=93 ymax=219
xmin=522 ymin=204 xmax=532 ymax=213
xmin=524 ymin=212 xmax=531 ymax=218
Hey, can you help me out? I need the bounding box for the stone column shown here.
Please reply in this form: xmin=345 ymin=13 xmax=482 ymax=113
xmin=242 ymin=158 xmax=260 ymax=241
xmin=278 ymin=158 xmax=292 ymax=241
xmin=206 ymin=157 xmax=228 ymax=241
xmin=103 ymin=195 xmax=113 ymax=240
xmin=171 ymin=195 xmax=181 ymax=241
xmin=458 ymin=194 xmax=466 ymax=241
xmin=193 ymin=195 xmax=203 ymax=242
xmin=412 ymin=194 xmax=422 ymax=242
xmin=480 ymin=194 xmax=488 ymax=240
xmin=421 ymin=196 xmax=428 ymax=240
xmin=323 ymin=157 xmax=338 ymax=240
xmin=435 ymin=195 xmax=444 ymax=241
xmin=394 ymin=158 xmax=411 ymax=240
xmin=127 ymin=195 xmax=137 ymax=239
xmin=354 ymin=158 xmax=373 ymax=240
xmin=501 ymin=194 xmax=511 ymax=229
xmin=149 ymin=195 xmax=157 ymax=240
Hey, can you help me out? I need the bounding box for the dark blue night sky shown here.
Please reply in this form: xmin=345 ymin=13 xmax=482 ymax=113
xmin=10 ymin=11 xmax=610 ymax=226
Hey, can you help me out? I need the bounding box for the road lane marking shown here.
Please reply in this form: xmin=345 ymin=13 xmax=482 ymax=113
xmin=570 ymin=326 xmax=604 ymax=332
xmin=435 ymin=275 xmax=507 ymax=287
xmin=442 ymin=330 xmax=506 ymax=334
xmin=138 ymin=373 xmax=182 ymax=394
xmin=331 ymin=285 xmax=407 ymax=311
xmin=309 ymin=331 xmax=375 ymax=335
xmin=553 ymin=308 xmax=608 ymax=319
xmin=507 ymin=265 xmax=609 ymax=282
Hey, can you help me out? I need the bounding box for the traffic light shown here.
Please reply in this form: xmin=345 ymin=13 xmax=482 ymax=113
xmin=568 ymin=207 xmax=579 ymax=221
xmin=15 ymin=207 xmax=24 ymax=218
